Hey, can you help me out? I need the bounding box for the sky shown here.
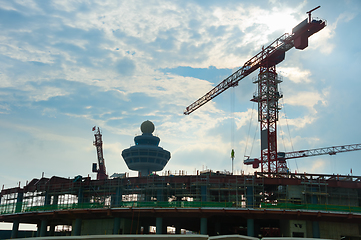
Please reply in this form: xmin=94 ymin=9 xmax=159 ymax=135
xmin=1 ymin=0 xmax=361 ymax=191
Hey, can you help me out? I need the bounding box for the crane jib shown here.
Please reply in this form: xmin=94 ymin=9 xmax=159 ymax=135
xmin=183 ymin=33 xmax=293 ymax=115
xmin=183 ymin=17 xmax=326 ymax=115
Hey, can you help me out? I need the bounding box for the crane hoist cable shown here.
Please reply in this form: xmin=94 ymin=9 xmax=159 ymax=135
xmin=231 ymin=86 xmax=235 ymax=150
xmin=230 ymin=86 xmax=235 ymax=174
xmin=243 ymin=101 xmax=256 ymax=161
xmin=279 ymin=93 xmax=299 ymax=172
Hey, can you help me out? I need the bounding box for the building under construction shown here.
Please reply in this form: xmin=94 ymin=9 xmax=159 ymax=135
xmin=1 ymin=171 xmax=361 ymax=239
xmin=1 ymin=120 xmax=361 ymax=239
xmin=1 ymin=7 xmax=361 ymax=240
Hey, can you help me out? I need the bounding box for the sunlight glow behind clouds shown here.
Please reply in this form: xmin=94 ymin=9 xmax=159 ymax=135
xmin=0 ymin=0 xmax=360 ymax=189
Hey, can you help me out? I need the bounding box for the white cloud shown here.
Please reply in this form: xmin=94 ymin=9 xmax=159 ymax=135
xmin=234 ymin=108 xmax=257 ymax=130
xmin=284 ymin=90 xmax=328 ymax=113
xmin=309 ymin=11 xmax=357 ymax=54
xmin=0 ymin=0 xmax=359 ymax=189
xmin=298 ymin=159 xmax=326 ymax=173
xmin=279 ymin=114 xmax=316 ymax=130
xmin=278 ymin=67 xmax=312 ymax=83
xmin=29 ymin=86 xmax=69 ymax=102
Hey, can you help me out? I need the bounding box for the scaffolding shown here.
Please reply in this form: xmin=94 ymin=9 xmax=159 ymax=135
xmin=1 ymin=172 xmax=361 ymax=215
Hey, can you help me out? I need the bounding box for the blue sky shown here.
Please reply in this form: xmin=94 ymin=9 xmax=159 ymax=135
xmin=1 ymin=0 xmax=361 ymax=190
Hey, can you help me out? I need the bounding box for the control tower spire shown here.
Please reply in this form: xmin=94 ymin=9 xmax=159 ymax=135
xmin=121 ymin=120 xmax=171 ymax=177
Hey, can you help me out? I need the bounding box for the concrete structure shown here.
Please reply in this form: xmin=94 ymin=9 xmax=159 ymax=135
xmin=121 ymin=120 xmax=171 ymax=177
xmin=1 ymin=172 xmax=361 ymax=238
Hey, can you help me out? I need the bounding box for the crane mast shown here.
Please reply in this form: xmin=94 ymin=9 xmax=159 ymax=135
xmin=92 ymin=126 xmax=108 ymax=180
xmin=184 ymin=7 xmax=326 ymax=173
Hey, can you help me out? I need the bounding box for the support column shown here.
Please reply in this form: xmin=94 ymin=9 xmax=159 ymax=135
xmin=113 ymin=217 xmax=121 ymax=234
xmin=312 ymin=221 xmax=320 ymax=238
xmin=246 ymin=186 xmax=254 ymax=208
xmin=311 ymin=187 xmax=320 ymax=238
xmin=49 ymin=224 xmax=56 ymax=236
xmin=201 ymin=185 xmax=207 ymax=202
xmin=72 ymin=218 xmax=82 ymax=236
xmin=156 ymin=217 xmax=163 ymax=234
xmin=53 ymin=194 xmax=59 ymax=210
xmin=36 ymin=223 xmax=41 ymax=237
xmin=247 ymin=219 xmax=254 ymax=237
xmin=11 ymin=219 xmax=20 ymax=239
xmin=175 ymin=222 xmax=182 ymax=234
xmin=215 ymin=221 xmax=221 ymax=235
xmin=44 ymin=192 xmax=51 ymax=206
xmin=157 ymin=186 xmax=163 ymax=202
xmin=15 ymin=192 xmax=24 ymax=213
xmin=78 ymin=188 xmax=83 ymax=207
xmin=112 ymin=187 xmax=123 ymax=207
xmin=40 ymin=219 xmax=48 ymax=237
xmin=200 ymin=217 xmax=207 ymax=235
xmin=11 ymin=191 xmax=23 ymax=239
xmin=143 ymin=224 xmax=150 ymax=234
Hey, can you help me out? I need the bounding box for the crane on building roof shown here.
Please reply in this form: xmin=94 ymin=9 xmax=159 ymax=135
xmin=184 ymin=7 xmax=327 ymax=173
xmin=92 ymin=126 xmax=108 ymax=180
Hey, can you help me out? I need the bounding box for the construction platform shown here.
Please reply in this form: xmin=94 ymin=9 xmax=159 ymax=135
xmin=1 ymin=172 xmax=361 ymax=239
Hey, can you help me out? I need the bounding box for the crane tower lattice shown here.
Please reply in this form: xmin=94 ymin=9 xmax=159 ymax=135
xmin=92 ymin=126 xmax=108 ymax=180
xmin=184 ymin=7 xmax=326 ymax=173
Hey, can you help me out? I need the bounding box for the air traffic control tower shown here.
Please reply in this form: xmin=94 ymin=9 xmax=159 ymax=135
xmin=121 ymin=120 xmax=171 ymax=176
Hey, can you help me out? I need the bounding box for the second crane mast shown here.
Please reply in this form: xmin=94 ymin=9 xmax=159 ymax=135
xmin=92 ymin=126 xmax=108 ymax=180
xmin=184 ymin=7 xmax=326 ymax=173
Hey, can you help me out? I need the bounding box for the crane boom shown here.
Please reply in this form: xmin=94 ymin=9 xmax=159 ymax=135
xmin=280 ymin=143 xmax=361 ymax=160
xmin=244 ymin=143 xmax=361 ymax=167
xmin=184 ymin=33 xmax=293 ymax=115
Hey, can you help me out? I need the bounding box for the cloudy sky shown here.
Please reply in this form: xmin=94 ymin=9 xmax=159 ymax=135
xmin=1 ymin=0 xmax=361 ymax=189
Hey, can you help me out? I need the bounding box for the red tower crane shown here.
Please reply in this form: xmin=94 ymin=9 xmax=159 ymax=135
xmin=184 ymin=7 xmax=326 ymax=173
xmin=92 ymin=126 xmax=108 ymax=180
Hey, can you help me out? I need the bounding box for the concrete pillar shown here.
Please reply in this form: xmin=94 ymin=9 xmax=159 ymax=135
xmin=247 ymin=219 xmax=254 ymax=237
xmin=201 ymin=185 xmax=207 ymax=202
xmin=36 ymin=223 xmax=41 ymax=237
xmin=246 ymin=186 xmax=254 ymax=208
xmin=175 ymin=222 xmax=182 ymax=234
xmin=143 ymin=224 xmax=150 ymax=234
xmin=113 ymin=217 xmax=121 ymax=234
xmin=15 ymin=192 xmax=24 ymax=213
xmin=49 ymin=224 xmax=56 ymax=236
xmin=112 ymin=187 xmax=123 ymax=207
xmin=72 ymin=218 xmax=82 ymax=236
xmin=111 ymin=187 xmax=122 ymax=207
xmin=40 ymin=219 xmax=48 ymax=237
xmin=200 ymin=217 xmax=207 ymax=235
xmin=215 ymin=221 xmax=221 ymax=235
xmin=312 ymin=221 xmax=320 ymax=238
xmin=157 ymin=187 xmax=163 ymax=202
xmin=44 ymin=192 xmax=51 ymax=206
xmin=53 ymin=194 xmax=59 ymax=210
xmin=156 ymin=217 xmax=163 ymax=234
xmin=78 ymin=188 xmax=83 ymax=207
xmin=310 ymin=187 xmax=318 ymax=204
xmin=11 ymin=219 xmax=20 ymax=239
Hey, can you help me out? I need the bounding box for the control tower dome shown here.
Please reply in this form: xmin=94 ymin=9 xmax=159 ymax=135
xmin=121 ymin=120 xmax=171 ymax=177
